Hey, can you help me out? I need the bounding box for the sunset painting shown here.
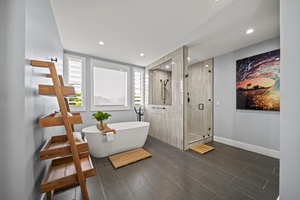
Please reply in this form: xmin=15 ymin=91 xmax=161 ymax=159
xmin=236 ymin=49 xmax=280 ymax=111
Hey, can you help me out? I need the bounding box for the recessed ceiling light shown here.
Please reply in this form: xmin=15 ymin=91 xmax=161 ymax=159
xmin=205 ymin=64 xmax=209 ymax=67
xmin=140 ymin=53 xmax=144 ymax=56
xmin=187 ymin=57 xmax=191 ymax=61
xmin=246 ymin=29 xmax=254 ymax=34
xmin=166 ymin=65 xmax=170 ymax=69
xmin=214 ymin=0 xmax=219 ymax=1
xmin=99 ymin=41 xmax=104 ymax=45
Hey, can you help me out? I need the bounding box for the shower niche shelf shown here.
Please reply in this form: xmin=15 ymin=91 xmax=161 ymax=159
xmin=40 ymin=135 xmax=89 ymax=160
xmin=31 ymin=60 xmax=94 ymax=200
xmin=149 ymin=59 xmax=172 ymax=106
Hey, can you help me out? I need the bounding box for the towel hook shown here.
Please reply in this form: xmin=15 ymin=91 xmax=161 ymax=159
xmin=50 ymin=58 xmax=58 ymax=62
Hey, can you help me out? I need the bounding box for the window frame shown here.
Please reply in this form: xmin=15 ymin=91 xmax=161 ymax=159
xmin=90 ymin=59 xmax=131 ymax=111
xmin=63 ymin=54 xmax=86 ymax=112
xmin=133 ymin=67 xmax=145 ymax=109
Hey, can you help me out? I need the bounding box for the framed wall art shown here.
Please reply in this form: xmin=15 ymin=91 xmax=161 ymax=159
xmin=236 ymin=49 xmax=280 ymax=111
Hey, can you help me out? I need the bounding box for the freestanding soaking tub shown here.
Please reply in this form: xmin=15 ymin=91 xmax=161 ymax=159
xmin=82 ymin=121 xmax=150 ymax=158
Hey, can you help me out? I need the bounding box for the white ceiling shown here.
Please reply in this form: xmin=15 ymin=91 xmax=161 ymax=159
xmin=50 ymin=0 xmax=279 ymax=67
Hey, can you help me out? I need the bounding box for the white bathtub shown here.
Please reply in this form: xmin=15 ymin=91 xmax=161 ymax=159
xmin=82 ymin=121 xmax=150 ymax=158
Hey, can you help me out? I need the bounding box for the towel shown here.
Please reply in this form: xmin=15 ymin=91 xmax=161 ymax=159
xmin=106 ymin=132 xmax=114 ymax=142
xmin=73 ymin=132 xmax=83 ymax=142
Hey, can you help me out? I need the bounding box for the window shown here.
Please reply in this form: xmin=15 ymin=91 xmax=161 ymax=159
xmin=133 ymin=67 xmax=144 ymax=108
xmin=63 ymin=54 xmax=86 ymax=111
xmin=91 ymin=59 xmax=130 ymax=111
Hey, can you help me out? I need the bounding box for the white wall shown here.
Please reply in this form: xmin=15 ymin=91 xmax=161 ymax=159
xmin=64 ymin=51 xmax=144 ymax=131
xmin=214 ymin=37 xmax=280 ymax=157
xmin=25 ymin=0 xmax=64 ymax=199
xmin=0 ymin=0 xmax=26 ymax=199
xmin=280 ymin=0 xmax=300 ymax=199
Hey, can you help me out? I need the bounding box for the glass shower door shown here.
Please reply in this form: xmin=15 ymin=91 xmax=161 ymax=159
xmin=187 ymin=59 xmax=212 ymax=144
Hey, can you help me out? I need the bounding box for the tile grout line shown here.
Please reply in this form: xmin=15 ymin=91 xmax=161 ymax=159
xmin=117 ymin=168 xmax=140 ymax=200
xmin=94 ymin=157 xmax=107 ymax=200
xmin=263 ymin=180 xmax=269 ymax=189
xmin=227 ymin=176 xmax=237 ymax=185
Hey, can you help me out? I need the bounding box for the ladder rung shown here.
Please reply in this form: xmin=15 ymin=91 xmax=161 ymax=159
xmin=38 ymin=85 xmax=76 ymax=96
xmin=31 ymin=60 xmax=53 ymax=68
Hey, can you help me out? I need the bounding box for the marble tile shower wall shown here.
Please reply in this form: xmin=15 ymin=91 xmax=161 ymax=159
xmin=145 ymin=46 xmax=188 ymax=150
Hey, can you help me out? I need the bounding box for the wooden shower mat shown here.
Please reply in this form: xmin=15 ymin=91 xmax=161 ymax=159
xmin=109 ymin=148 xmax=152 ymax=169
xmin=190 ymin=144 xmax=214 ymax=155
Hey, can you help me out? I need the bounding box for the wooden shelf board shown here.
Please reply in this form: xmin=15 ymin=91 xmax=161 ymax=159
xmin=40 ymin=135 xmax=89 ymax=160
xmin=38 ymin=85 xmax=76 ymax=96
xmin=41 ymin=152 xmax=95 ymax=193
xmin=39 ymin=112 xmax=82 ymax=128
xmin=31 ymin=60 xmax=52 ymax=68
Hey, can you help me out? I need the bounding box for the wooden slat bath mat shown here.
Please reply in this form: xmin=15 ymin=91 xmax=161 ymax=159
xmin=190 ymin=144 xmax=214 ymax=155
xmin=109 ymin=148 xmax=152 ymax=169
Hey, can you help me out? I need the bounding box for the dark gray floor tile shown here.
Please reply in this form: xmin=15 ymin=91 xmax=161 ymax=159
xmin=165 ymin=189 xmax=197 ymax=200
xmin=256 ymin=155 xmax=279 ymax=167
xmin=169 ymin=172 xmax=216 ymax=200
xmin=150 ymin=154 xmax=181 ymax=176
xmin=103 ymin=180 xmax=134 ymax=200
xmin=191 ymin=160 xmax=235 ymax=184
xmin=53 ymin=187 xmax=76 ymax=200
xmin=273 ymin=167 xmax=279 ymax=175
xmin=93 ymin=157 xmax=112 ymax=168
xmin=238 ymin=170 xmax=268 ymax=188
xmin=218 ymin=158 xmax=268 ymax=188
xmin=85 ymin=176 xmax=105 ymax=200
xmin=236 ymin=149 xmax=260 ymax=160
xmin=245 ymin=165 xmax=279 ymax=183
xmin=140 ymin=164 xmax=181 ymax=199
xmin=97 ymin=164 xmax=123 ymax=186
xmin=168 ymin=156 xmax=200 ymax=170
xmin=204 ymin=147 xmax=236 ymax=158
xmin=264 ymin=180 xmax=279 ymax=195
xmin=198 ymin=173 xmax=254 ymax=200
xmin=133 ymin=185 xmax=161 ymax=200
xmin=230 ymin=177 xmax=278 ymax=200
xmin=172 ymin=148 xmax=201 ymax=160
xmin=119 ymin=165 xmax=150 ymax=193
xmin=196 ymin=153 xmax=225 ymax=167
xmin=233 ymin=152 xmax=278 ymax=172
xmin=218 ymin=157 xmax=248 ymax=174
xmin=212 ymin=195 xmax=225 ymax=200
xmin=169 ymin=160 xmax=207 ymax=182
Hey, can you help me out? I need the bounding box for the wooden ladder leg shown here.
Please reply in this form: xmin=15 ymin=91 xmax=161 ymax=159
xmin=46 ymin=190 xmax=53 ymax=200
xmin=48 ymin=63 xmax=89 ymax=200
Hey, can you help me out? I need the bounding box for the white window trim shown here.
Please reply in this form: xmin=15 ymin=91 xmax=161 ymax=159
xmin=63 ymin=54 xmax=86 ymax=112
xmin=90 ymin=59 xmax=131 ymax=111
xmin=133 ymin=67 xmax=145 ymax=109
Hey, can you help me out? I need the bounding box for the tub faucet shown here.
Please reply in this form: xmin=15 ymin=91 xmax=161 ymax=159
xmin=134 ymin=107 xmax=144 ymax=121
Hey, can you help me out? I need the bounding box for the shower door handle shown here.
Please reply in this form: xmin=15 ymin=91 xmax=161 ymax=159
xmin=198 ymin=103 xmax=204 ymax=110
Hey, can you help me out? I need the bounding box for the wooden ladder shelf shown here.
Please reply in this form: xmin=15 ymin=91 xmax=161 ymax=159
xmin=31 ymin=60 xmax=95 ymax=200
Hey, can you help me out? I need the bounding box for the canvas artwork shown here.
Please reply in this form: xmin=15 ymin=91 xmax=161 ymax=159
xmin=236 ymin=49 xmax=280 ymax=111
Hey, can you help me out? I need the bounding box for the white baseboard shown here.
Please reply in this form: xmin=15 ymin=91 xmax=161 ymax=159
xmin=214 ymin=136 xmax=280 ymax=159
xmin=277 ymin=196 xmax=279 ymax=200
